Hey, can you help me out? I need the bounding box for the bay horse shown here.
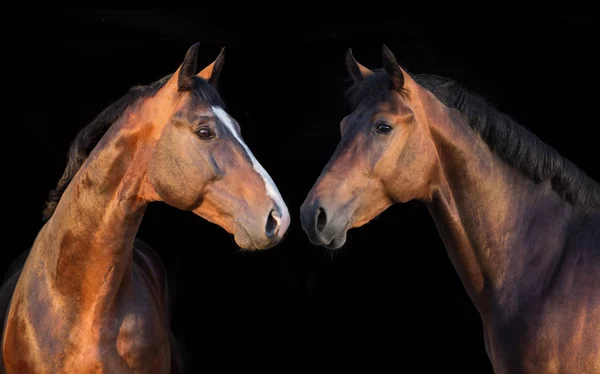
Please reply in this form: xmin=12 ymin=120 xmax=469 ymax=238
xmin=0 ymin=42 xmax=290 ymax=373
xmin=300 ymin=45 xmax=600 ymax=373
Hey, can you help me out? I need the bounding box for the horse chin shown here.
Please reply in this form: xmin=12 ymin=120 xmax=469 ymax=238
xmin=231 ymin=224 xmax=256 ymax=250
xmin=232 ymin=222 xmax=277 ymax=251
xmin=323 ymin=230 xmax=347 ymax=251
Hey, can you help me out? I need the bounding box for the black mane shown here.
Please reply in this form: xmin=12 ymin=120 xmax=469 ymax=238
xmin=42 ymin=74 xmax=226 ymax=222
xmin=346 ymin=69 xmax=600 ymax=209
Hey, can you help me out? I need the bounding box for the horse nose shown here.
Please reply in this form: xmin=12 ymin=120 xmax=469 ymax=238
xmin=300 ymin=198 xmax=349 ymax=249
xmin=265 ymin=208 xmax=281 ymax=239
xmin=299 ymin=199 xmax=330 ymax=244
xmin=315 ymin=207 xmax=328 ymax=233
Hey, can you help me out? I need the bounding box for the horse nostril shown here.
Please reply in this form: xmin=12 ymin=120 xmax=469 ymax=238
xmin=265 ymin=209 xmax=280 ymax=239
xmin=316 ymin=207 xmax=327 ymax=232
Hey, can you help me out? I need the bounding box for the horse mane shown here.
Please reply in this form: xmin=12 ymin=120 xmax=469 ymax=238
xmin=346 ymin=69 xmax=600 ymax=209
xmin=42 ymin=73 xmax=227 ymax=222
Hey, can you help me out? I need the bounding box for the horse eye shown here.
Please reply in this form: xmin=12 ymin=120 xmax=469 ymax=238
xmin=376 ymin=123 xmax=393 ymax=134
xmin=196 ymin=127 xmax=213 ymax=140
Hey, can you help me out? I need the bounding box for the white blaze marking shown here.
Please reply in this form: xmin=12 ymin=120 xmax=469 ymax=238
xmin=212 ymin=106 xmax=290 ymax=233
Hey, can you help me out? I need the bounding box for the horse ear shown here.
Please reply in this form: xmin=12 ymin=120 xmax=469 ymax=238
xmin=177 ymin=42 xmax=200 ymax=92
xmin=198 ymin=47 xmax=225 ymax=86
xmin=345 ymin=48 xmax=373 ymax=84
xmin=381 ymin=44 xmax=404 ymax=90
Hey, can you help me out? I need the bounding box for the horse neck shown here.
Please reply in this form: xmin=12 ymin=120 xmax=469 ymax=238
xmin=421 ymin=94 xmax=574 ymax=317
xmin=39 ymin=101 xmax=161 ymax=314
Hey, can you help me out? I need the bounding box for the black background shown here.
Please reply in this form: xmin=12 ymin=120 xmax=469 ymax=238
xmin=4 ymin=8 xmax=599 ymax=373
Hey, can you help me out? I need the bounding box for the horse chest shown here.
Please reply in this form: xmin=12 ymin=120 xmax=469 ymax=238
xmin=3 ymin=279 xmax=171 ymax=373
xmin=64 ymin=306 xmax=170 ymax=373
xmin=488 ymin=324 xmax=562 ymax=374
xmin=60 ymin=321 xmax=170 ymax=374
xmin=487 ymin=303 xmax=600 ymax=374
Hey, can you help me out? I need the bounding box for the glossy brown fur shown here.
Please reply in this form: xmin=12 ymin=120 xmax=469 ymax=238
xmin=300 ymin=46 xmax=600 ymax=373
xmin=1 ymin=43 xmax=289 ymax=373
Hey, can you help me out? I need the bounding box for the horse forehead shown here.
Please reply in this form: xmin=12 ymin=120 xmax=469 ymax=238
xmin=211 ymin=106 xmax=240 ymax=135
xmin=349 ymin=99 xmax=399 ymax=121
xmin=344 ymin=105 xmax=378 ymax=135
xmin=377 ymin=97 xmax=410 ymax=115
xmin=170 ymin=102 xmax=213 ymax=122
xmin=347 ymin=106 xmax=372 ymax=125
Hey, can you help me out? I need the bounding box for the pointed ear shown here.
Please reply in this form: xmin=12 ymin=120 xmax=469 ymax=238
xmin=381 ymin=44 xmax=404 ymax=90
xmin=345 ymin=48 xmax=373 ymax=84
xmin=198 ymin=47 xmax=225 ymax=86
xmin=177 ymin=42 xmax=201 ymax=92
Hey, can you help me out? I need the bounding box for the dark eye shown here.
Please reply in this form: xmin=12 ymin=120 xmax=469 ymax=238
xmin=196 ymin=127 xmax=213 ymax=140
xmin=375 ymin=123 xmax=393 ymax=134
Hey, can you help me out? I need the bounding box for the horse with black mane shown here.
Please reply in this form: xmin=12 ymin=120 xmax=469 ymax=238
xmin=301 ymin=45 xmax=600 ymax=373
